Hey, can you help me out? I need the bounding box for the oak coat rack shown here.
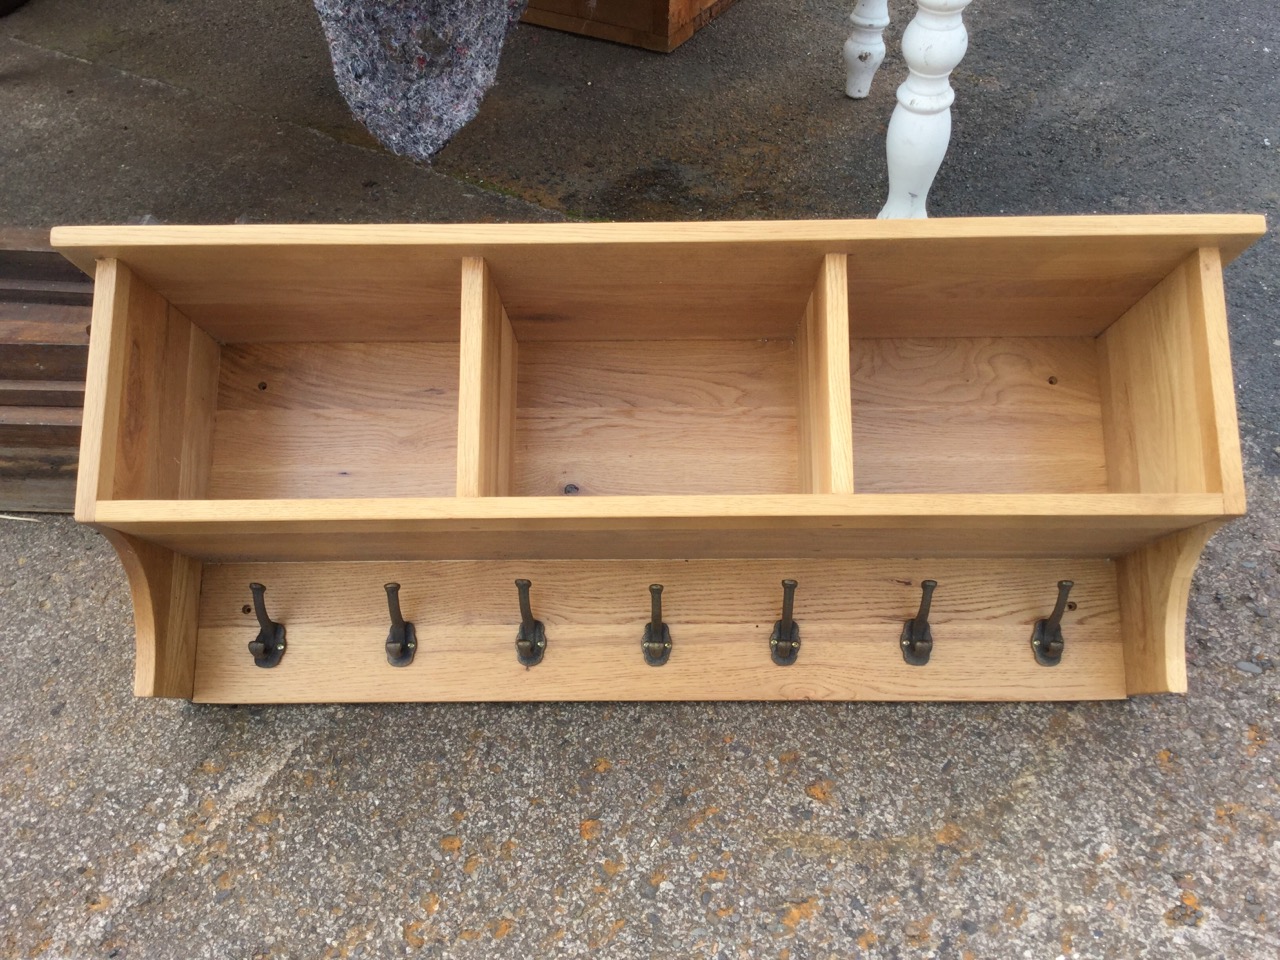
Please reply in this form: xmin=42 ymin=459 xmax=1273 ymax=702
xmin=52 ymin=215 xmax=1264 ymax=703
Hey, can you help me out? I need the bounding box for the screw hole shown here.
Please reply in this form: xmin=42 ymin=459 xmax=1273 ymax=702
xmin=563 ymin=483 xmax=580 ymax=495
xmin=257 ymin=382 xmax=268 ymax=391
xmin=241 ymin=604 xmax=252 ymax=614
xmin=1047 ymin=376 xmax=1059 ymax=385
xmin=1067 ymin=601 xmax=1077 ymax=611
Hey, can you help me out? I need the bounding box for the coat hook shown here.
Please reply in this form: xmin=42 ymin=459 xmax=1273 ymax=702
xmin=384 ymin=582 xmax=417 ymax=667
xmin=900 ymin=579 xmax=937 ymax=666
xmin=247 ymin=582 xmax=286 ymax=668
xmin=642 ymin=584 xmax=672 ymax=666
xmin=514 ymin=578 xmax=546 ymax=667
xmin=1031 ymin=580 xmax=1074 ymax=667
xmin=770 ymin=579 xmax=800 ymax=666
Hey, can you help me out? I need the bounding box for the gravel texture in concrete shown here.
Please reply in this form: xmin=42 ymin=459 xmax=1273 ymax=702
xmin=1 ymin=0 xmax=1278 ymax=957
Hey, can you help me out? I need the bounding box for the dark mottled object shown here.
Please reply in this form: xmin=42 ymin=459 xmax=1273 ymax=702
xmin=313 ymin=0 xmax=527 ymax=160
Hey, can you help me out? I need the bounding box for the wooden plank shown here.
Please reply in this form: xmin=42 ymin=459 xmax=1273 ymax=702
xmin=50 ymin=217 xmax=1266 ymax=343
xmin=0 ymin=406 xmax=80 ymax=446
xmin=851 ymin=337 xmax=1108 ymax=494
xmin=0 ymin=475 xmax=77 ymax=512
xmin=0 ymin=300 xmax=93 ymax=341
xmin=457 ymin=258 xmax=516 ymax=497
xmin=0 ymin=240 xmax=91 ymax=513
xmin=209 ymin=342 xmax=457 ymax=499
xmin=89 ymin=493 xmax=1226 ymax=562
xmin=75 ymin=259 xmax=130 ymax=521
xmin=193 ymin=557 xmax=1125 ymax=703
xmin=797 ymin=254 xmax=854 ymax=494
xmin=102 ymin=530 xmax=202 ymax=698
xmin=1184 ymin=247 xmax=1246 ymax=513
xmin=1097 ymin=249 xmax=1241 ymax=506
xmin=109 ymin=271 xmax=219 ymax=501
xmin=0 ymin=226 xmax=56 ymax=250
xmin=0 ymin=446 xmax=78 ymax=512
xmin=1115 ymin=522 xmax=1220 ymax=695
xmin=77 ymin=260 xmax=220 ymax=515
xmin=526 ymin=0 xmax=657 ymax=34
xmin=0 ymin=380 xmax=85 ymax=407
xmin=514 ymin=339 xmax=798 ymax=496
xmin=0 ymin=344 xmax=88 ymax=381
xmin=0 ymin=278 xmax=94 ymax=306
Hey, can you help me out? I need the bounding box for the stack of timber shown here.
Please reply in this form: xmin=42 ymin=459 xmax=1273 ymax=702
xmin=0 ymin=227 xmax=92 ymax=512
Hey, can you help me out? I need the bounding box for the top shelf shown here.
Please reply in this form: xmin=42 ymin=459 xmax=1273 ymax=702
xmin=53 ymin=216 xmax=1265 ymax=343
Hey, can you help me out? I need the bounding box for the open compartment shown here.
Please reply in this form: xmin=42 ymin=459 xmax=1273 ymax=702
xmin=76 ymin=251 xmax=462 ymax=506
xmin=210 ymin=339 xmax=458 ymax=499
xmin=457 ymin=253 xmax=853 ymax=497
xmin=846 ymin=242 xmax=1244 ymax=505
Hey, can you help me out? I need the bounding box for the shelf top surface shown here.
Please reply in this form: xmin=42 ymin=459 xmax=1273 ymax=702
xmin=52 ymin=214 xmax=1267 ymax=345
xmin=93 ymin=492 xmax=1229 ymax=525
xmin=51 ymin=214 xmax=1266 ymax=257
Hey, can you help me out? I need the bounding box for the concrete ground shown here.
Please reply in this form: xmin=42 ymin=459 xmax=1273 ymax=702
xmin=1 ymin=0 xmax=1278 ymax=956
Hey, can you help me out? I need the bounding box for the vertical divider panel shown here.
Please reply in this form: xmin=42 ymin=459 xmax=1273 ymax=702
xmin=76 ymin=257 xmax=220 ymax=697
xmin=457 ymin=257 xmax=518 ymax=497
xmin=796 ymin=253 xmax=855 ymax=494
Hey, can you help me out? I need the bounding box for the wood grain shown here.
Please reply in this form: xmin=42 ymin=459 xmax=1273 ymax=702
xmin=1098 ymin=249 xmax=1243 ymax=506
xmin=457 ymin=258 xmax=516 ymax=497
xmin=209 ymin=342 xmax=458 ymax=499
xmin=0 ymin=380 xmax=84 ymax=407
xmin=193 ymin=557 xmax=1124 ymax=702
xmin=110 ymin=268 xmax=220 ymax=501
xmin=1187 ymin=248 xmax=1246 ymax=513
xmin=851 ymin=337 xmax=1108 ymax=493
xmin=0 ymin=446 xmax=78 ymax=512
xmin=522 ymin=0 xmax=741 ymax=51
xmin=90 ymin=493 xmax=1225 ymax=562
xmin=514 ymin=339 xmax=799 ymax=496
xmin=1115 ymin=521 xmax=1220 ymax=695
xmin=75 ymin=259 xmax=130 ymax=521
xmin=0 ymin=406 xmax=80 ymax=446
xmin=104 ymin=530 xmax=202 ymax=698
xmin=51 ymin=217 xmax=1265 ymax=343
xmin=797 ymin=254 xmax=854 ymax=494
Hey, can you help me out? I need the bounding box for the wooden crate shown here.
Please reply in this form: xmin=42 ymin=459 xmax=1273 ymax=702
xmin=52 ymin=215 xmax=1264 ymax=703
xmin=522 ymin=0 xmax=741 ymax=53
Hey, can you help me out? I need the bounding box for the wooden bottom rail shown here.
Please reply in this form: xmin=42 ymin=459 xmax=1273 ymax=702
xmin=189 ymin=558 xmax=1125 ymax=703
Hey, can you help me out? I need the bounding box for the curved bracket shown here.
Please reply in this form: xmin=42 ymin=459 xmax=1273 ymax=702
xmin=99 ymin=529 xmax=202 ymax=698
xmin=1116 ymin=521 xmax=1223 ymax=695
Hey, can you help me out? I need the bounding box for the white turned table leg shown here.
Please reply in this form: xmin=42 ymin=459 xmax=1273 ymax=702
xmin=843 ymin=0 xmax=891 ymax=99
xmin=878 ymin=0 xmax=971 ymax=219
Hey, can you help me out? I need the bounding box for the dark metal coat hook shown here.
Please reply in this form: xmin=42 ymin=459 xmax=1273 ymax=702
xmin=642 ymin=583 xmax=672 ymax=666
xmin=384 ymin=583 xmax=417 ymax=667
xmin=247 ymin=582 xmax=286 ymax=668
xmin=514 ymin=578 xmax=546 ymax=667
xmin=900 ymin=579 xmax=937 ymax=666
xmin=1031 ymin=580 xmax=1074 ymax=667
xmin=770 ymin=579 xmax=800 ymax=666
